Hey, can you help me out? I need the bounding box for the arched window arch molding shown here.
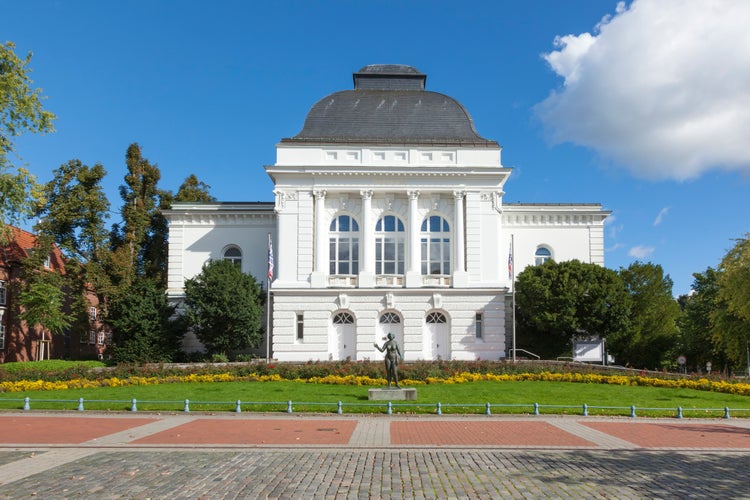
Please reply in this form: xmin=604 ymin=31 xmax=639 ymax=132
xmin=222 ymin=245 xmax=243 ymax=268
xmin=332 ymin=310 xmax=356 ymax=325
xmin=425 ymin=309 xmax=449 ymax=324
xmin=378 ymin=310 xmax=402 ymax=325
xmin=535 ymin=245 xmax=553 ymax=266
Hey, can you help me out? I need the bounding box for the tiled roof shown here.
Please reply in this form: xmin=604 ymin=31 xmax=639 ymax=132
xmin=0 ymin=226 xmax=66 ymax=272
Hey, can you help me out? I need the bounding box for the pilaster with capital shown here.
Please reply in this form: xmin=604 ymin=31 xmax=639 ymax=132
xmin=313 ymin=190 xmax=327 ymax=276
xmin=453 ymin=191 xmax=466 ymax=273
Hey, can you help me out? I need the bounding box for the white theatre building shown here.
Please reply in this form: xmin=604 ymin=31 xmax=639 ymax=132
xmin=165 ymin=65 xmax=610 ymax=362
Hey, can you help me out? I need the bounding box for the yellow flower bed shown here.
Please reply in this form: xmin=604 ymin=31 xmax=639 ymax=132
xmin=2 ymin=370 xmax=750 ymax=397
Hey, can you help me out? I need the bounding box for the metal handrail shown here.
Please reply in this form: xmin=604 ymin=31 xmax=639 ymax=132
xmin=2 ymin=396 xmax=746 ymax=419
xmin=514 ymin=349 xmax=540 ymax=360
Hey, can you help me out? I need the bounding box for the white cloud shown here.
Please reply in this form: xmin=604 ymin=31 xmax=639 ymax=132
xmin=653 ymin=207 xmax=669 ymax=226
xmin=628 ymin=245 xmax=655 ymax=258
xmin=535 ymin=0 xmax=750 ymax=181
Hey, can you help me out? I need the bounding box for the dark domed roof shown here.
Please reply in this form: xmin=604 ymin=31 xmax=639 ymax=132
xmin=282 ymin=65 xmax=497 ymax=147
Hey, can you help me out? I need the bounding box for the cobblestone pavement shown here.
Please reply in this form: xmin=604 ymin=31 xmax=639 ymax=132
xmin=0 ymin=412 xmax=749 ymax=499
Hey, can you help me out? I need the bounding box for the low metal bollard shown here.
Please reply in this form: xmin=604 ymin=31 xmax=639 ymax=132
xmin=387 ymin=401 xmax=392 ymax=415
xmin=77 ymin=398 xmax=85 ymax=411
xmin=24 ymin=397 xmax=30 ymax=411
xmin=485 ymin=402 xmax=491 ymax=415
xmin=677 ymin=406 xmax=683 ymax=419
xmin=533 ymin=402 xmax=539 ymax=415
xmin=131 ymin=399 xmax=138 ymax=412
xmin=235 ymin=400 xmax=242 ymax=413
xmin=724 ymin=407 xmax=730 ymax=419
xmin=630 ymin=405 xmax=636 ymax=418
xmin=436 ymin=402 xmax=442 ymax=415
xmin=337 ymin=401 xmax=343 ymax=414
xmin=184 ymin=399 xmax=190 ymax=412
xmin=582 ymin=403 xmax=588 ymax=416
xmin=287 ymin=400 xmax=293 ymax=413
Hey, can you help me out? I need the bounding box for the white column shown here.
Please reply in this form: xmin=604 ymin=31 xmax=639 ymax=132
xmin=359 ymin=190 xmax=375 ymax=287
xmin=405 ymin=190 xmax=421 ymax=287
xmin=453 ymin=190 xmax=468 ymax=287
xmin=311 ymin=189 xmax=328 ymax=287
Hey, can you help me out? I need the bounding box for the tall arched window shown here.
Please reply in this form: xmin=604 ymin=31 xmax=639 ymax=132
xmin=421 ymin=215 xmax=450 ymax=275
xmin=223 ymin=246 xmax=242 ymax=268
xmin=330 ymin=215 xmax=359 ymax=275
xmin=535 ymin=246 xmax=552 ymax=266
xmin=375 ymin=215 xmax=405 ymax=275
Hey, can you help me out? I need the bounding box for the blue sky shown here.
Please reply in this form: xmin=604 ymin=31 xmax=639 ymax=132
xmin=3 ymin=0 xmax=748 ymax=296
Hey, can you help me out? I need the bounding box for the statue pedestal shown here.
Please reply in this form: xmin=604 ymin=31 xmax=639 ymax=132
xmin=368 ymin=388 xmax=417 ymax=401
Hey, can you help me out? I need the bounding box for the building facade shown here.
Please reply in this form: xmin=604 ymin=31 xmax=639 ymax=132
xmin=0 ymin=226 xmax=110 ymax=362
xmin=165 ymin=65 xmax=610 ymax=361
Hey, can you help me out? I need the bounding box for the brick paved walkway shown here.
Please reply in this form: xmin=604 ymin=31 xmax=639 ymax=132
xmin=0 ymin=412 xmax=749 ymax=498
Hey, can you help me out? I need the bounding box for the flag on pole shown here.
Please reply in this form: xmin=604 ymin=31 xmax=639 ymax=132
xmin=508 ymin=238 xmax=514 ymax=281
xmin=267 ymin=233 xmax=274 ymax=280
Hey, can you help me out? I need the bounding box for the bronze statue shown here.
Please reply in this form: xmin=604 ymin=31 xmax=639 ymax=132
xmin=374 ymin=332 xmax=403 ymax=388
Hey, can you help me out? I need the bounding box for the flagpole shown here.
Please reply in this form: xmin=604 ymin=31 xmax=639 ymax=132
xmin=266 ymin=283 xmax=271 ymax=363
xmin=266 ymin=233 xmax=273 ymax=363
xmin=511 ymin=234 xmax=516 ymax=363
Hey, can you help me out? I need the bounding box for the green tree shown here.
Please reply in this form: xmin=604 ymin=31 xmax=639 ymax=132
xmin=712 ymin=235 xmax=750 ymax=371
xmin=514 ymin=260 xmax=630 ymax=359
xmin=32 ymin=159 xmax=115 ymax=343
xmin=677 ymin=268 xmax=725 ymax=372
xmin=183 ymin=259 xmax=264 ymax=357
xmin=608 ymin=262 xmax=680 ymax=369
xmin=717 ymin=235 xmax=750 ymax=323
xmin=0 ymin=41 xmax=55 ymax=241
xmin=110 ymin=143 xmax=168 ymax=287
xmin=175 ymin=174 xmax=216 ymax=202
xmin=18 ymin=272 xmax=72 ymax=358
xmin=108 ymin=279 xmax=184 ymax=363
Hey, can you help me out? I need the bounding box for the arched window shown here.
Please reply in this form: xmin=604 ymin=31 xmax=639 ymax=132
xmin=223 ymin=246 xmax=242 ymax=267
xmin=379 ymin=312 xmax=401 ymax=324
xmin=375 ymin=215 xmax=405 ymax=275
xmin=426 ymin=312 xmax=446 ymax=324
xmin=333 ymin=312 xmax=355 ymax=324
xmin=420 ymin=215 xmax=451 ymax=275
xmin=535 ymin=246 xmax=552 ymax=266
xmin=330 ymin=215 xmax=359 ymax=275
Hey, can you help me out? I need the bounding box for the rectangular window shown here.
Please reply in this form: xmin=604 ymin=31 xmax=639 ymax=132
xmin=0 ymin=324 xmax=5 ymax=350
xmin=89 ymin=330 xmax=96 ymax=345
xmin=0 ymin=281 xmax=6 ymax=305
xmin=89 ymin=307 xmax=97 ymax=321
xmin=475 ymin=312 xmax=484 ymax=339
xmin=97 ymin=332 xmax=105 ymax=345
xmin=296 ymin=313 xmax=304 ymax=341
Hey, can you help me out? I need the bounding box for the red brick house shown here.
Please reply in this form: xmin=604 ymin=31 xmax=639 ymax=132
xmin=0 ymin=226 xmax=110 ymax=362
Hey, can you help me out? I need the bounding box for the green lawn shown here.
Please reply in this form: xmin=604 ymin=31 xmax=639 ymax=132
xmin=2 ymin=380 xmax=750 ymax=417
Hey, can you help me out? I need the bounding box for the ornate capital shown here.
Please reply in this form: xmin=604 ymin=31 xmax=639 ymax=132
xmin=360 ymin=189 xmax=373 ymax=200
xmin=313 ymin=189 xmax=327 ymax=201
xmin=453 ymin=190 xmax=466 ymax=201
xmin=407 ymin=190 xmax=420 ymax=201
